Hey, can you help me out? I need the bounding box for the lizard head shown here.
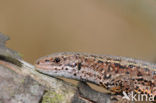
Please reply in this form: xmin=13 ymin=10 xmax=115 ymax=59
xmin=35 ymin=52 xmax=82 ymax=78
xmin=35 ymin=52 xmax=107 ymax=85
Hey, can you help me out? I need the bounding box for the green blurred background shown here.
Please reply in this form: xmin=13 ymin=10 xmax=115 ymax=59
xmin=0 ymin=0 xmax=156 ymax=64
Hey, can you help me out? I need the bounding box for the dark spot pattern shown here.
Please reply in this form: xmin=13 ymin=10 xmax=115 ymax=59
xmin=137 ymin=71 xmax=142 ymax=76
xmin=107 ymin=65 xmax=111 ymax=72
xmin=144 ymin=68 xmax=149 ymax=72
xmin=105 ymin=61 xmax=109 ymax=65
xmin=97 ymin=60 xmax=103 ymax=63
xmin=128 ymin=65 xmax=134 ymax=68
xmin=99 ymin=68 xmax=104 ymax=72
xmin=114 ymin=63 xmax=120 ymax=67
xmin=103 ymin=73 xmax=111 ymax=79
xmin=136 ymin=78 xmax=144 ymax=81
xmin=78 ymin=63 xmax=82 ymax=70
xmin=126 ymin=71 xmax=129 ymax=74
xmin=73 ymin=73 xmax=77 ymax=76
xmin=119 ymin=65 xmax=126 ymax=69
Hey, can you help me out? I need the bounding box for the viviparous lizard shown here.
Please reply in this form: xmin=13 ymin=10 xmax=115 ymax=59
xmin=35 ymin=52 xmax=156 ymax=98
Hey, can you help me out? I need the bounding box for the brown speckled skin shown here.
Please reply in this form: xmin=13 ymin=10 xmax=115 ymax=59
xmin=35 ymin=52 xmax=156 ymax=97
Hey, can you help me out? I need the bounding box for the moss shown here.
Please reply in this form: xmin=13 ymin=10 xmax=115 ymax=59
xmin=42 ymin=91 xmax=64 ymax=103
xmin=20 ymin=78 xmax=25 ymax=84
xmin=17 ymin=52 xmax=23 ymax=58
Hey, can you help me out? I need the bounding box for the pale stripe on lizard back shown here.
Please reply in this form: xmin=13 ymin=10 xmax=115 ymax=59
xmin=35 ymin=52 xmax=156 ymax=97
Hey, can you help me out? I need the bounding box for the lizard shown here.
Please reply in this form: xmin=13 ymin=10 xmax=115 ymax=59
xmin=35 ymin=52 xmax=156 ymax=102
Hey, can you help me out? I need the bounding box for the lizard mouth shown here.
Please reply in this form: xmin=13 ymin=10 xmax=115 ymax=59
xmin=35 ymin=64 xmax=55 ymax=70
xmin=35 ymin=63 xmax=63 ymax=71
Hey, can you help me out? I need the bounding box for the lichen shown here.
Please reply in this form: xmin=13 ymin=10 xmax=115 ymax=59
xmin=42 ymin=91 xmax=64 ymax=103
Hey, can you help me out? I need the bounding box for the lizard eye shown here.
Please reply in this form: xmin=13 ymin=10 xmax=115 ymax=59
xmin=53 ymin=57 xmax=61 ymax=63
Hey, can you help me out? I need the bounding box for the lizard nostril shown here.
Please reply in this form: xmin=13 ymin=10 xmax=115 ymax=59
xmin=36 ymin=61 xmax=40 ymax=64
xmin=45 ymin=59 xmax=50 ymax=62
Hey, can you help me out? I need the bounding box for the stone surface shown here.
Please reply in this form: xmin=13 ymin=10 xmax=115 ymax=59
xmin=0 ymin=65 xmax=45 ymax=103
